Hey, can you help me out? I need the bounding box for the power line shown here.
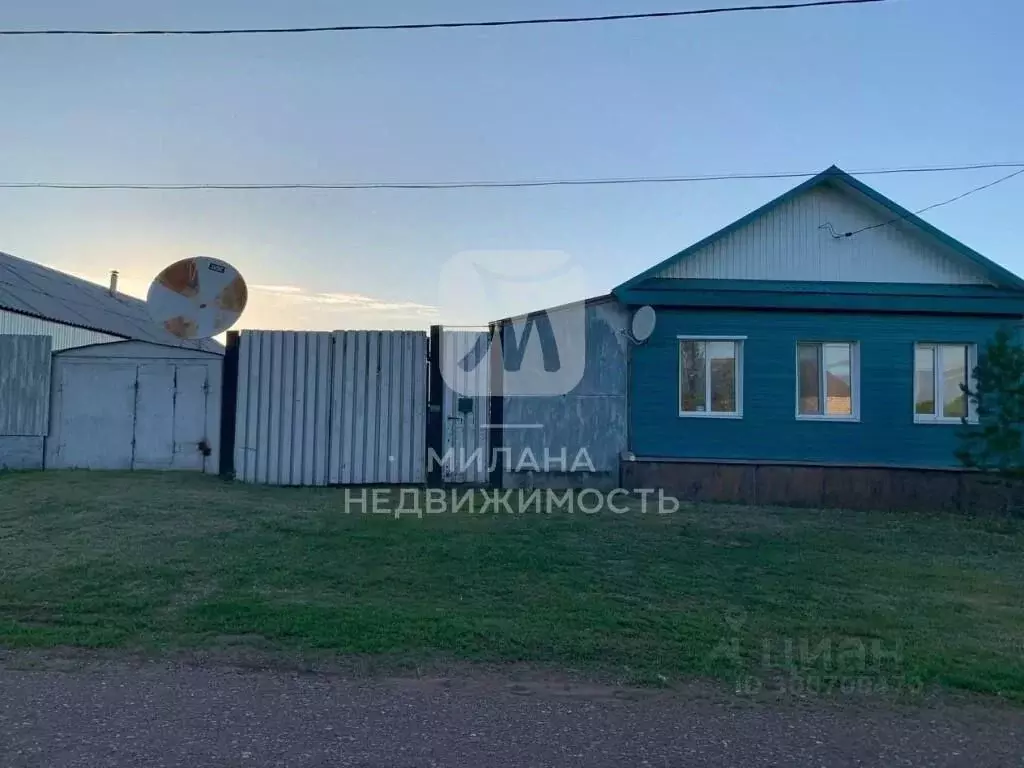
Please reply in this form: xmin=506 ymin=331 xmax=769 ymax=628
xmin=0 ymin=0 xmax=887 ymax=36
xmin=821 ymin=168 xmax=1024 ymax=239
xmin=1 ymin=162 xmax=1023 ymax=192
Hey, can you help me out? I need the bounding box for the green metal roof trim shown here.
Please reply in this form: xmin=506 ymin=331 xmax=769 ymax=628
xmin=617 ymin=279 xmax=1024 ymax=316
xmin=629 ymin=278 xmax=1024 ymax=297
xmin=612 ymin=165 xmax=1024 ymax=295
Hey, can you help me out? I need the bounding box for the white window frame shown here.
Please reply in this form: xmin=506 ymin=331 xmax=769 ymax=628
xmin=913 ymin=342 xmax=977 ymax=425
xmin=794 ymin=341 xmax=860 ymax=422
xmin=677 ymin=335 xmax=745 ymax=419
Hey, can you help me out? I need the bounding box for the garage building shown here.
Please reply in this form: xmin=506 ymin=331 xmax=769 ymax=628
xmin=0 ymin=251 xmax=223 ymax=472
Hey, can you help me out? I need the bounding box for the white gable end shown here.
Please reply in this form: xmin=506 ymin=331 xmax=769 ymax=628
xmin=656 ymin=184 xmax=993 ymax=285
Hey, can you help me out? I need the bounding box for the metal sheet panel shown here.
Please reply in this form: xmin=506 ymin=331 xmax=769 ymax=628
xmin=279 ymin=332 xmax=296 ymax=484
xmin=267 ymin=331 xmax=283 ymax=485
xmin=350 ymin=332 xmax=368 ymax=483
xmin=133 ymin=364 xmax=176 ymax=469
xmin=0 ymin=436 xmax=44 ymax=469
xmin=301 ymin=333 xmax=320 ymax=486
xmin=233 ymin=329 xmax=427 ymax=486
xmin=234 ymin=331 xmax=257 ymax=483
xmin=0 ymin=335 xmax=52 ymax=436
xmin=173 ymin=365 xmax=210 ymax=471
xmin=364 ymin=332 xmax=380 ymax=482
xmin=50 ymin=363 xmax=137 ymax=469
xmin=292 ymin=334 xmax=308 ymax=485
xmin=654 ymin=184 xmax=991 ymax=285
xmin=337 ymin=331 xmax=358 ymax=485
xmin=376 ymin=333 xmax=391 ymax=483
xmin=0 ymin=309 xmax=120 ymax=351
xmin=411 ymin=333 xmax=428 ymax=484
xmin=502 ymin=300 xmax=629 ymax=481
xmin=314 ymin=333 xmax=331 ymax=485
xmin=441 ymin=330 xmax=490 ymax=484
xmin=256 ymin=332 xmax=272 ymax=484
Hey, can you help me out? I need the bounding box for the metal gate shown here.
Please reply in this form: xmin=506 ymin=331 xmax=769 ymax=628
xmin=439 ymin=330 xmax=491 ymax=484
xmin=47 ymin=350 xmax=216 ymax=472
xmin=232 ymin=330 xmax=427 ymax=486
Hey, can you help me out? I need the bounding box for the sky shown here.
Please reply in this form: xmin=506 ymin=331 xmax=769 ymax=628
xmin=0 ymin=0 xmax=1021 ymax=332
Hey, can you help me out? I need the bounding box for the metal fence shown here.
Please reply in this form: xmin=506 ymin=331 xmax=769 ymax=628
xmin=0 ymin=334 xmax=51 ymax=435
xmin=0 ymin=335 xmax=52 ymax=469
xmin=231 ymin=330 xmax=428 ymax=486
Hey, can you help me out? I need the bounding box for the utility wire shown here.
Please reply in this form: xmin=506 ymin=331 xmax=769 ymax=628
xmin=1 ymin=162 xmax=1022 ymax=192
xmin=821 ymin=168 xmax=1024 ymax=239
xmin=0 ymin=0 xmax=887 ymax=36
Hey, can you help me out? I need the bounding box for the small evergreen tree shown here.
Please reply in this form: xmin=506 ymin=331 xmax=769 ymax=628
xmin=956 ymin=327 xmax=1024 ymax=477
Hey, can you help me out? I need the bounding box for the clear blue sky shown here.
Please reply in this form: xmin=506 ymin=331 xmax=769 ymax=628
xmin=0 ymin=0 xmax=1020 ymax=331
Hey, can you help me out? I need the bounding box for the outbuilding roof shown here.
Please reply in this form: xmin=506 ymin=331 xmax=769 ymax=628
xmin=0 ymin=251 xmax=223 ymax=353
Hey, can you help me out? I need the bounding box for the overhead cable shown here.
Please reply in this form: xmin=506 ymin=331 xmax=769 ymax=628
xmin=821 ymin=168 xmax=1024 ymax=239
xmin=0 ymin=0 xmax=888 ymax=37
xmin=0 ymin=162 xmax=1022 ymax=192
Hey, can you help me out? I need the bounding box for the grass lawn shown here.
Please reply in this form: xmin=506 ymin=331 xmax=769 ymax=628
xmin=1 ymin=471 xmax=1022 ymax=700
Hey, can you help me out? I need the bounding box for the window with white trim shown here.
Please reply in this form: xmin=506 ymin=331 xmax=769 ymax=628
xmin=796 ymin=341 xmax=858 ymax=419
xmin=678 ymin=337 xmax=743 ymax=417
xmin=914 ymin=343 xmax=974 ymax=422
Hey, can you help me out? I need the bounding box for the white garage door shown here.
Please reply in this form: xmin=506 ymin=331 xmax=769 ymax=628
xmin=54 ymin=364 xmax=137 ymax=470
xmin=49 ymin=361 xmax=211 ymax=471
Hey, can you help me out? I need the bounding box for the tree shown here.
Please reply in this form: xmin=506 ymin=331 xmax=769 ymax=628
xmin=956 ymin=327 xmax=1024 ymax=478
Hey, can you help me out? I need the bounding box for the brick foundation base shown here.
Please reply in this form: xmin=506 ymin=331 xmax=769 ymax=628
xmin=621 ymin=460 xmax=1022 ymax=515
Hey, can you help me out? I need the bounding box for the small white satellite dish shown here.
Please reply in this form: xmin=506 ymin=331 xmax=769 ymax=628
xmin=146 ymin=256 xmax=248 ymax=339
xmin=630 ymin=305 xmax=657 ymax=343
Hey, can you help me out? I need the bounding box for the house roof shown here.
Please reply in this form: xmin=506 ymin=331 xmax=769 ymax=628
xmin=0 ymin=251 xmax=223 ymax=353
xmin=613 ymin=165 xmax=1024 ymax=295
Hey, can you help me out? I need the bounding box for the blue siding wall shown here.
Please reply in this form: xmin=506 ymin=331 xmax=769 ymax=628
xmin=630 ymin=309 xmax=1016 ymax=468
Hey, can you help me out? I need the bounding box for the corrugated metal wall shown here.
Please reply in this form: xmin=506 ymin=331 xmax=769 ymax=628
xmin=440 ymin=330 xmax=490 ymax=484
xmin=501 ymin=299 xmax=629 ymax=488
xmin=234 ymin=330 xmax=428 ymax=486
xmin=0 ymin=335 xmax=52 ymax=435
xmin=0 ymin=308 xmax=121 ymax=351
xmin=655 ymin=184 xmax=992 ymax=285
xmin=0 ymin=334 xmax=52 ymax=470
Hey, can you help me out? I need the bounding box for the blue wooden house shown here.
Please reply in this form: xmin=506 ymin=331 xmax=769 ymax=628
xmin=496 ymin=166 xmax=1024 ymax=509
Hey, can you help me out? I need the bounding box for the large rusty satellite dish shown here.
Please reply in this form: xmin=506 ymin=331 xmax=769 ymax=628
xmin=146 ymin=256 xmax=247 ymax=339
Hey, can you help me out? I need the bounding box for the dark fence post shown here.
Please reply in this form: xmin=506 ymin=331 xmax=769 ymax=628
xmin=426 ymin=325 xmax=444 ymax=486
xmin=488 ymin=319 xmax=505 ymax=489
xmin=219 ymin=330 xmax=240 ymax=477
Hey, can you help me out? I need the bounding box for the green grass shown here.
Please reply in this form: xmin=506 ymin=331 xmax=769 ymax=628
xmin=1 ymin=471 xmax=1022 ymax=699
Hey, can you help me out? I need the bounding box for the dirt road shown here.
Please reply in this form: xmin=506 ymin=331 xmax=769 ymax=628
xmin=2 ymin=656 xmax=1021 ymax=767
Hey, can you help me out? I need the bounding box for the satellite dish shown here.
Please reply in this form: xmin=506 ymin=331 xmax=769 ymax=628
xmin=630 ymin=305 xmax=657 ymax=343
xmin=146 ymin=256 xmax=248 ymax=339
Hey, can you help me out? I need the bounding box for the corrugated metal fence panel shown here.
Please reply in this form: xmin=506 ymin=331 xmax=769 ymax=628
xmin=0 ymin=308 xmax=121 ymax=351
xmin=234 ymin=330 xmax=427 ymax=486
xmin=0 ymin=334 xmax=52 ymax=435
xmin=441 ymin=330 xmax=490 ymax=484
xmin=329 ymin=331 xmax=427 ymax=484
